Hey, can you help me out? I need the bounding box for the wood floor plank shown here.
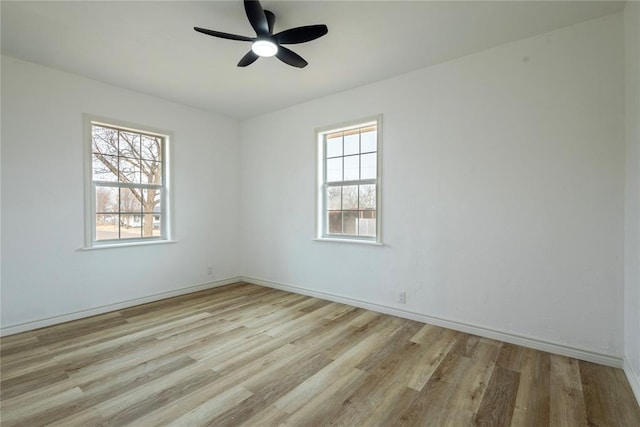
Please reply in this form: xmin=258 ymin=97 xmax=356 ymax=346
xmin=0 ymin=386 xmax=84 ymax=427
xmin=99 ymin=368 xmax=221 ymax=426
xmin=206 ymin=334 xmax=287 ymax=374
xmin=0 ymin=377 xmax=80 ymax=413
xmin=511 ymin=349 xmax=551 ymax=426
xmin=355 ymin=320 xmax=424 ymax=372
xmin=243 ymin=350 xmax=333 ymax=398
xmin=48 ymin=312 xmax=210 ymax=365
xmin=280 ymin=366 xmax=366 ymax=426
xmin=496 ymin=342 xmax=530 ymax=372
xmin=550 ymin=355 xmax=588 ymax=427
xmin=580 ymin=360 xmax=640 ymax=426
xmin=0 ymin=335 xmax=41 ymax=357
xmin=405 ymin=328 xmax=460 ymax=391
xmin=451 ymin=333 xmax=481 ymax=357
xmin=396 ymin=379 xmax=458 ymax=426
xmin=297 ymin=298 xmax=332 ymax=313
xmin=49 ymin=408 xmax=105 ymax=426
xmin=445 ymin=341 xmax=499 ymax=414
xmin=361 ymin=384 xmax=421 ymax=427
xmin=35 ymin=315 xmax=129 ymax=347
xmin=134 ymin=344 xmax=306 ymax=425
xmin=164 ymin=385 xmax=253 ymax=426
xmin=238 ymin=302 xmax=309 ymax=330
xmin=409 ymin=323 xmax=438 ymax=344
xmin=237 ymin=404 xmax=290 ymax=427
xmin=290 ymin=307 xmax=380 ymax=353
xmin=78 ymin=353 xmax=197 ymax=396
xmin=348 ymin=309 xmax=382 ymax=328
xmin=211 ymin=352 xmax=335 ymax=427
xmin=474 ymin=365 xmax=521 ymax=426
xmin=0 ymin=332 xmax=39 ymax=347
xmin=0 ymin=345 xmax=55 ymax=368
xmin=262 ymin=302 xmax=343 ymax=338
xmin=6 ymin=356 xmax=197 ymax=427
xmin=1 ymin=282 xmax=638 ymax=427
xmin=0 ymin=367 xmax=70 ymax=400
xmin=64 ymin=343 xmax=181 ymax=384
xmin=273 ymin=332 xmax=383 ymax=414
xmin=94 ymin=363 xmax=212 ymax=417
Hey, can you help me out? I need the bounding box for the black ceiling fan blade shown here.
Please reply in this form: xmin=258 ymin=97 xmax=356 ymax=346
xmin=194 ymin=27 xmax=254 ymax=42
xmin=265 ymin=10 xmax=275 ymax=34
xmin=274 ymin=25 xmax=328 ymax=45
xmin=238 ymin=50 xmax=260 ymax=67
xmin=244 ymin=0 xmax=269 ymax=36
xmin=275 ymin=46 xmax=308 ymax=68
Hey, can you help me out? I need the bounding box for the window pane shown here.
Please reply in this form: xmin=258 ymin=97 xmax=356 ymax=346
xmin=119 ymin=215 xmax=142 ymax=239
xmin=92 ymin=155 xmax=118 ymax=182
xmin=141 ymin=135 xmax=161 ymax=161
xmin=95 ymin=186 xmax=118 ymax=213
xmin=142 ymin=214 xmax=161 ymax=237
xmin=344 ymin=155 xmax=359 ymax=181
xmin=343 ymin=185 xmax=358 ymax=210
xmin=140 ymin=161 xmax=162 ymax=184
xmin=326 ymin=135 xmax=342 ymax=158
xmin=361 ymin=130 xmax=377 ymax=153
xmin=343 ymin=211 xmax=358 ymax=235
xmin=326 ymin=157 xmax=343 ymax=182
xmin=142 ymin=188 xmax=161 ymax=213
xmin=328 ymin=211 xmax=342 ymax=234
xmin=120 ymin=188 xmax=142 ymax=213
xmin=92 ymin=126 xmax=119 ymax=156
xmin=96 ymin=214 xmax=119 ymax=240
xmin=359 ymin=184 xmax=376 ymax=210
xmin=119 ymin=131 xmax=141 ymax=159
xmin=119 ymin=157 xmax=140 ymax=183
xmin=344 ymin=133 xmax=359 ymax=155
xmin=358 ymin=211 xmax=376 ymax=236
xmin=361 ymin=153 xmax=377 ymax=180
xmin=327 ymin=187 xmax=341 ymax=210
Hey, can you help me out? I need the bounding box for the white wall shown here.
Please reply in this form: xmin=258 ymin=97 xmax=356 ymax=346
xmin=624 ymin=1 xmax=640 ymax=401
xmin=1 ymin=56 xmax=241 ymax=331
xmin=240 ymin=14 xmax=625 ymax=357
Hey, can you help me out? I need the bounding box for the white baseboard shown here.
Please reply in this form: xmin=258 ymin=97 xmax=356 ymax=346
xmin=624 ymin=358 xmax=640 ymax=406
xmin=242 ymin=276 xmax=624 ymax=369
xmin=0 ymin=276 xmax=242 ymax=337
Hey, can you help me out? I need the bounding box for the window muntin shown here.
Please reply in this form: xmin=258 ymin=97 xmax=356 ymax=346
xmin=86 ymin=118 xmax=170 ymax=246
xmin=318 ymin=119 xmax=380 ymax=242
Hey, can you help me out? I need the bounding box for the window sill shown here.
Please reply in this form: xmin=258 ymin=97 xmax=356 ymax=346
xmin=313 ymin=238 xmax=384 ymax=246
xmin=79 ymin=240 xmax=177 ymax=251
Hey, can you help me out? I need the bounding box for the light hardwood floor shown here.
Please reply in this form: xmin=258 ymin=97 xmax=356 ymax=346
xmin=1 ymin=282 xmax=639 ymax=426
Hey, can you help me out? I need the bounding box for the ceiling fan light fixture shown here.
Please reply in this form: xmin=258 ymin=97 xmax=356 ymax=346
xmin=251 ymin=39 xmax=278 ymax=57
xmin=194 ymin=0 xmax=328 ymax=68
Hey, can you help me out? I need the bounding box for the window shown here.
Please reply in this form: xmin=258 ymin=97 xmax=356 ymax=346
xmin=317 ymin=116 xmax=381 ymax=243
xmin=84 ymin=115 xmax=171 ymax=247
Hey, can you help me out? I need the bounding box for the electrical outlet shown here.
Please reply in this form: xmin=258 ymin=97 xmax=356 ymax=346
xmin=207 ymin=266 xmax=213 ymax=275
xmin=398 ymin=291 xmax=406 ymax=304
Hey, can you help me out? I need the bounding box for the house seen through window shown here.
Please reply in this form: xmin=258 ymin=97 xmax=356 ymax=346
xmin=86 ymin=117 xmax=171 ymax=246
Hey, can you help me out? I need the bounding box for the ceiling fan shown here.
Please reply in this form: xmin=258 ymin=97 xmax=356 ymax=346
xmin=194 ymin=0 xmax=328 ymax=68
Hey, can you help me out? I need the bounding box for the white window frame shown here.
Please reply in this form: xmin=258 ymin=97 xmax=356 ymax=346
xmin=83 ymin=114 xmax=173 ymax=249
xmin=316 ymin=115 xmax=382 ymax=244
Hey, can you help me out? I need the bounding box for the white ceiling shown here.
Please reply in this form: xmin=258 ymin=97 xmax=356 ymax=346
xmin=1 ymin=1 xmax=625 ymax=120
